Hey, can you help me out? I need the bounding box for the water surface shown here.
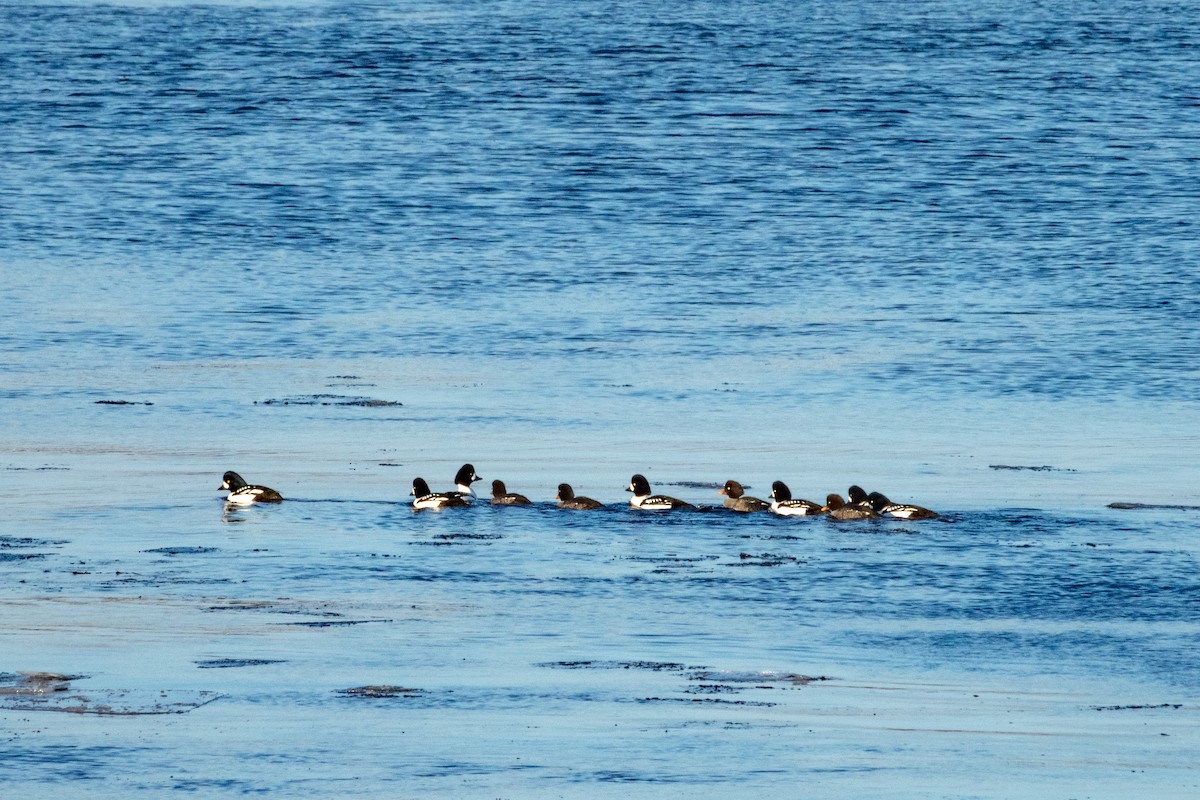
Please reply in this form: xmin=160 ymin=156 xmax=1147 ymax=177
xmin=2 ymin=1 xmax=1198 ymax=797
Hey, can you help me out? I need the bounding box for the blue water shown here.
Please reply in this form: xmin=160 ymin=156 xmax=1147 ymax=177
xmin=2 ymin=1 xmax=1199 ymax=797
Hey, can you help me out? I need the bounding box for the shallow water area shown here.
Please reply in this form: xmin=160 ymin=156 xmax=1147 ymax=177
xmin=3 ymin=0 xmax=1200 ymax=796
xmin=3 ymin=484 xmax=1199 ymax=798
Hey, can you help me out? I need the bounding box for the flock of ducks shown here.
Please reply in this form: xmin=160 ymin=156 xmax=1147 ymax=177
xmin=220 ymin=465 xmax=939 ymax=520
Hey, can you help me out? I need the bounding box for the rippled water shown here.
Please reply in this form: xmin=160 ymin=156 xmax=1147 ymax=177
xmin=2 ymin=1 xmax=1199 ymax=797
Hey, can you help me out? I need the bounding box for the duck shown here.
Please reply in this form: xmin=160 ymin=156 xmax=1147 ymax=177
xmin=718 ymin=480 xmax=770 ymax=513
xmin=626 ymin=474 xmax=694 ymax=510
xmin=452 ymin=463 xmax=482 ymax=500
xmin=220 ymin=471 xmax=283 ymax=504
xmin=769 ymin=481 xmax=824 ymax=516
xmin=846 ymin=485 xmax=873 ymax=510
xmin=823 ymin=493 xmax=880 ymax=521
xmin=556 ymin=483 xmax=603 ymax=510
xmin=868 ymin=491 xmax=939 ymax=519
xmin=490 ymin=479 xmax=531 ymax=506
xmin=411 ymin=477 xmax=470 ymax=510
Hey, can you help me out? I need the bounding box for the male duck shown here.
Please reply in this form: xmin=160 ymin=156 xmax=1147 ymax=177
xmin=868 ymin=491 xmax=939 ymax=519
xmin=220 ymin=471 xmax=283 ymax=504
xmin=411 ymin=477 xmax=470 ymax=510
xmin=626 ymin=474 xmax=694 ymax=510
xmin=769 ymin=481 xmax=823 ymax=516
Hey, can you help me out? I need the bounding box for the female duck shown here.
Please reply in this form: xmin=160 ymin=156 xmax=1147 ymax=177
xmin=719 ymin=480 xmax=770 ymax=513
xmin=824 ymin=493 xmax=880 ymax=521
xmin=556 ymin=483 xmax=603 ymax=510
xmin=490 ymin=479 xmax=531 ymax=505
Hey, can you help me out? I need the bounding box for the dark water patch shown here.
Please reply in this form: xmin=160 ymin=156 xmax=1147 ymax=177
xmin=989 ymin=464 xmax=1077 ymax=472
xmin=732 ymin=552 xmax=800 ymax=567
xmin=431 ymin=533 xmax=503 ymax=541
xmin=194 ymin=658 xmax=286 ymax=669
xmin=413 ymin=760 xmax=541 ymax=779
xmin=0 ymin=552 xmax=46 ymax=562
xmin=3 ymin=465 xmax=70 ymax=471
xmin=248 ymin=609 xmax=343 ymax=623
xmin=685 ymin=683 xmax=742 ymax=695
xmin=581 ymin=769 xmax=702 ymax=784
xmin=1092 ymin=703 xmax=1183 ymax=711
xmin=255 ymin=395 xmax=402 ymax=407
xmin=142 ymin=546 xmax=219 ymax=556
xmin=662 ymin=480 xmax=729 ymax=489
xmin=275 ymin=618 xmax=392 ymax=628
xmin=537 ymin=660 xmax=702 ymax=672
xmin=0 ymin=688 xmax=221 ymax=715
xmin=203 ymin=600 xmax=286 ymax=613
xmin=203 ymin=600 xmax=345 ymax=617
xmin=0 ymin=743 xmax=158 ymax=780
xmin=337 ymin=685 xmax=428 ymax=698
xmin=93 ymin=399 xmax=153 ymax=406
xmin=103 ymin=575 xmax=233 ymax=587
xmin=689 ymin=671 xmax=831 ymax=687
xmin=1108 ymin=502 xmax=1200 ymax=511
xmin=623 ymin=555 xmax=717 ymax=564
xmin=647 ymin=558 xmax=719 ymax=575
xmin=665 ymin=670 xmax=830 ymax=698
xmin=637 ymin=697 xmax=778 ymax=707
xmin=853 ymin=628 xmax=1200 ymax=686
xmin=171 ymin=778 xmax=268 ymax=793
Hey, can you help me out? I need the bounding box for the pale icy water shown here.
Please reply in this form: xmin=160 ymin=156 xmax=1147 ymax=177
xmin=2 ymin=1 xmax=1199 ymax=797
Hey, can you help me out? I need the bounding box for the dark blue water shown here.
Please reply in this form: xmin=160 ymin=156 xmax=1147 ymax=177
xmin=2 ymin=2 xmax=1199 ymax=797
xmin=4 ymin=1 xmax=1200 ymax=396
